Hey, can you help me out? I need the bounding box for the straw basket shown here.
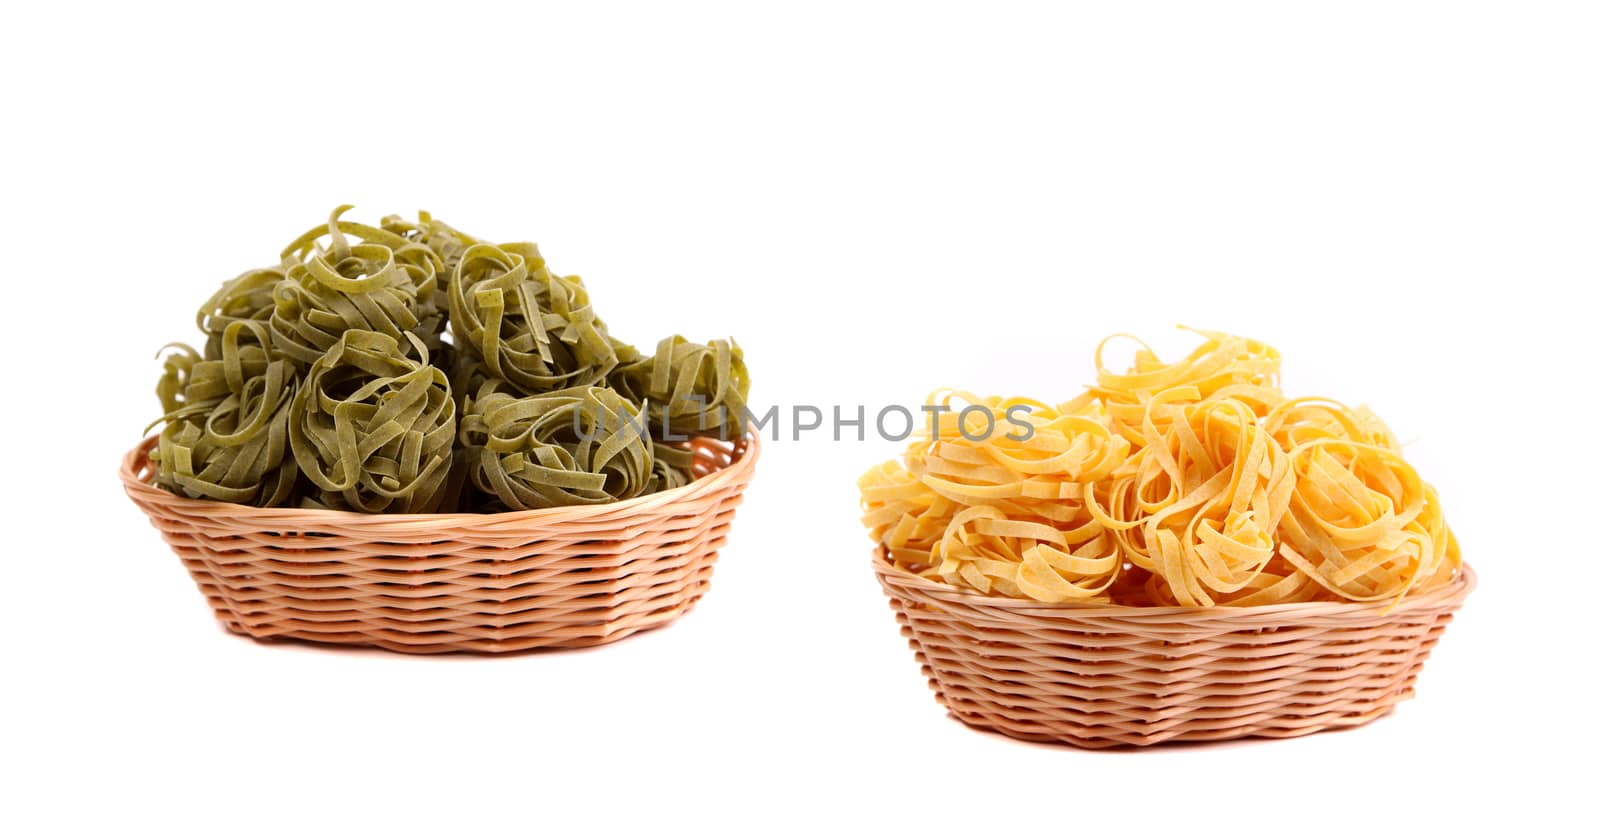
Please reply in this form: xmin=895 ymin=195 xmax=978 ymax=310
xmin=121 ymin=434 xmax=758 ymax=654
xmin=873 ymin=546 xmax=1473 ymax=748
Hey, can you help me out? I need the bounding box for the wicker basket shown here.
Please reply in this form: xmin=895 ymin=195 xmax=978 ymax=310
xmin=874 ymin=546 xmax=1473 ymax=748
xmin=121 ymin=434 xmax=758 ymax=653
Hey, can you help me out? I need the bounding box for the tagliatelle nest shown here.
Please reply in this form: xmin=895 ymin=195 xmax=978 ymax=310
xmin=859 ymin=329 xmax=1460 ymax=609
xmin=197 ymin=267 xmax=282 ymax=361
xmin=447 ymin=242 xmax=630 ymax=394
xmin=381 ymin=211 xmax=480 ymax=278
xmin=612 ymin=336 xmax=750 ymax=438
xmin=459 ymin=386 xmax=661 ymax=509
xmin=146 ymin=206 xmax=750 ymax=513
xmin=270 ymin=207 xmax=446 ymax=366
xmin=150 ymin=321 xmax=298 ymax=506
xmin=288 ymin=330 xmax=455 ymax=513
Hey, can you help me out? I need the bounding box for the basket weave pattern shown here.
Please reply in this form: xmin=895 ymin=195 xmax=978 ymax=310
xmin=874 ymin=547 xmax=1473 ymax=748
xmin=122 ymin=434 xmax=758 ymax=653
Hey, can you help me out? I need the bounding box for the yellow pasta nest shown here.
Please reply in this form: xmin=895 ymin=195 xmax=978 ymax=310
xmin=859 ymin=329 xmax=1459 ymax=608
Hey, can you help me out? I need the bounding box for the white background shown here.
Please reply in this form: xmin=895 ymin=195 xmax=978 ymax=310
xmin=3 ymin=2 xmax=1596 ymax=834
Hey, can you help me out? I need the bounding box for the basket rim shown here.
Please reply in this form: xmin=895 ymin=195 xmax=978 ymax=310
xmin=122 ymin=431 xmax=759 ymax=526
xmin=872 ymin=543 xmax=1475 ymax=620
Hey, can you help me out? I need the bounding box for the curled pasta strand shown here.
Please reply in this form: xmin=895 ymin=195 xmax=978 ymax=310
xmin=861 ymin=328 xmax=1458 ymax=608
xmin=271 ymin=206 xmax=445 ymax=366
xmin=197 ymin=267 xmax=282 ymax=360
xmin=149 ymin=321 xmax=299 ymax=506
xmin=448 ymin=242 xmax=630 ymax=394
xmin=381 ymin=210 xmax=483 ymax=280
xmin=863 ymin=394 xmax=1129 ymax=601
xmin=459 ymin=385 xmax=658 ymax=509
xmin=1084 ymin=397 xmax=1293 ymax=606
xmin=612 ymin=336 xmax=750 ymax=438
xmin=859 ymin=460 xmax=954 ymax=571
xmin=1090 ymin=327 xmax=1283 ymax=446
xmin=150 ymin=207 xmax=749 ymax=514
xmin=930 ymin=505 xmax=1119 ymax=602
xmin=1264 ymin=396 xmax=1400 ymax=451
xmin=288 ymin=329 xmax=455 ymax=513
xmin=1276 ymin=438 xmax=1457 ymax=609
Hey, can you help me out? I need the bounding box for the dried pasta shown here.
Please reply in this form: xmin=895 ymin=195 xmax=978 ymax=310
xmin=149 ymin=321 xmax=298 ymax=506
xmin=196 ymin=267 xmax=282 ymax=360
xmin=447 ymin=242 xmax=630 ymax=394
xmin=458 ymin=386 xmax=658 ymax=509
xmin=289 ymin=330 xmax=455 ymax=513
xmin=612 ymin=336 xmax=750 ymax=438
xmin=381 ymin=211 xmax=481 ymax=278
xmin=146 ymin=206 xmax=747 ymax=513
xmin=271 ymin=206 xmax=446 ymax=365
xmin=861 ymin=330 xmax=1458 ymax=608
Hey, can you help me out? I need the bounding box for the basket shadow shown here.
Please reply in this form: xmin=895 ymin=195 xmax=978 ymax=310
xmin=946 ymin=705 xmax=1398 ymax=753
xmin=205 ymin=614 xmax=689 ymax=660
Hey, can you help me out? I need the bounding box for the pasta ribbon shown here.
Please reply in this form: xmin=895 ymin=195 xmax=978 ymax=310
xmin=148 ymin=207 xmax=749 ymax=513
xmin=612 ymin=336 xmax=750 ymax=438
xmin=448 ymin=242 xmax=631 ymax=394
xmin=1090 ymin=327 xmax=1283 ymax=447
xmin=271 ymin=206 xmax=445 ymax=365
xmin=149 ymin=321 xmax=298 ymax=505
xmin=861 ymin=330 xmax=1459 ymax=608
xmin=1084 ymin=396 xmax=1294 ymax=606
xmin=288 ymin=330 xmax=455 ymax=513
xmin=1276 ymin=439 xmax=1458 ymax=604
xmin=931 ymin=505 xmax=1121 ymax=602
xmin=197 ymin=267 xmax=282 ymax=360
xmin=459 ymin=385 xmax=659 ymax=509
xmin=866 ymin=392 xmax=1130 ymax=601
xmin=858 ymin=460 xmax=952 ymax=570
xmin=382 ymin=211 xmax=482 ymax=279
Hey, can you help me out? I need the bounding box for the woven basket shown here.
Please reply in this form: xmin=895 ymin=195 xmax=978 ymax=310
xmin=874 ymin=546 xmax=1473 ymax=748
xmin=121 ymin=434 xmax=758 ymax=654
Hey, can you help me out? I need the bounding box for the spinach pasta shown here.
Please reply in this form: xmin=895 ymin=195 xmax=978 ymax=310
xmin=145 ymin=206 xmax=749 ymax=513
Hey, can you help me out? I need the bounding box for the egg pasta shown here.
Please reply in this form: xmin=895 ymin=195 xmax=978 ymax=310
xmin=860 ymin=329 xmax=1459 ymax=608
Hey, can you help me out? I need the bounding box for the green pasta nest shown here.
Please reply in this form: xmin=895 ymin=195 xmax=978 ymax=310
xmin=147 ymin=206 xmax=750 ymax=512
